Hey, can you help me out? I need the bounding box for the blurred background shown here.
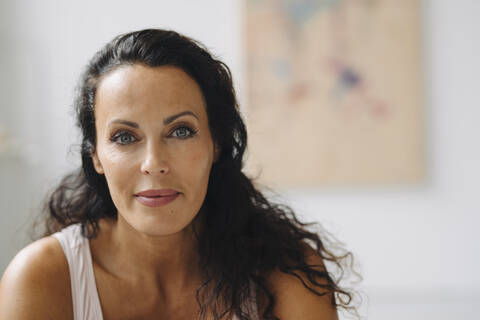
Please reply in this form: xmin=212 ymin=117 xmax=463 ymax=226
xmin=0 ymin=0 xmax=478 ymax=319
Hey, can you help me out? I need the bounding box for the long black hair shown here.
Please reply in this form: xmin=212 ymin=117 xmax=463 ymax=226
xmin=38 ymin=29 xmax=361 ymax=319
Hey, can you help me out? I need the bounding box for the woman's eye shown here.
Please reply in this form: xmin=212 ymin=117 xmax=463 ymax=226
xmin=110 ymin=126 xmax=197 ymax=145
xmin=111 ymin=131 xmax=136 ymax=145
xmin=171 ymin=126 xmax=197 ymax=139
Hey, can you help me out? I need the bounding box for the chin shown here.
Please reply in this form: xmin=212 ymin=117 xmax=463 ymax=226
xmin=126 ymin=212 xmax=196 ymax=237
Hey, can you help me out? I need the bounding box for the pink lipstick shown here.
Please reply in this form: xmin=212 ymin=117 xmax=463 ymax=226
xmin=134 ymin=189 xmax=180 ymax=207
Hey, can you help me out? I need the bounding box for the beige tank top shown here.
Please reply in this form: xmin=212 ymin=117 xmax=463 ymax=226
xmin=52 ymin=223 xmax=259 ymax=320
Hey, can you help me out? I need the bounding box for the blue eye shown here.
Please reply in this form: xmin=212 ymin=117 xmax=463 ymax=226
xmin=171 ymin=126 xmax=198 ymax=139
xmin=110 ymin=125 xmax=198 ymax=146
xmin=111 ymin=130 xmax=136 ymax=145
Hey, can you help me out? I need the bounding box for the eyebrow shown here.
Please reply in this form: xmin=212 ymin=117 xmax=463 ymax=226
xmin=107 ymin=111 xmax=199 ymax=128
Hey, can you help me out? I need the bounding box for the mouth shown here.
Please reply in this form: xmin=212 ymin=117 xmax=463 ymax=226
xmin=135 ymin=195 xmax=178 ymax=199
xmin=134 ymin=189 xmax=180 ymax=197
xmin=135 ymin=192 xmax=180 ymax=197
xmin=135 ymin=193 xmax=180 ymax=207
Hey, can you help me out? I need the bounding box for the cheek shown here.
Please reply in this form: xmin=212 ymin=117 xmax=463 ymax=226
xmin=100 ymin=145 xmax=128 ymax=165
xmin=97 ymin=140 xmax=213 ymax=196
xmin=178 ymin=143 xmax=213 ymax=186
xmin=99 ymin=148 xmax=136 ymax=197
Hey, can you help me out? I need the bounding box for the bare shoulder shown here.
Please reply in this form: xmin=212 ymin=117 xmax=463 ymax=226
xmin=0 ymin=236 xmax=73 ymax=320
xmin=261 ymin=244 xmax=339 ymax=320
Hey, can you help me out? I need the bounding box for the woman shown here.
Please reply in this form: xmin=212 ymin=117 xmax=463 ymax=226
xmin=0 ymin=29 xmax=359 ymax=319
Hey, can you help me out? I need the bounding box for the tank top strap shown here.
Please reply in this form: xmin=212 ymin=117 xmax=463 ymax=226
xmin=52 ymin=223 xmax=104 ymax=320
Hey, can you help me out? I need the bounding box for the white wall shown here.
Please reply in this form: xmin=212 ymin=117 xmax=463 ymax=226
xmin=1 ymin=1 xmax=478 ymax=319
xmin=0 ymin=0 xmax=244 ymax=271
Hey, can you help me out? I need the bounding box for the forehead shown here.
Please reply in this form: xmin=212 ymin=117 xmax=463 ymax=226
xmin=94 ymin=64 xmax=206 ymax=121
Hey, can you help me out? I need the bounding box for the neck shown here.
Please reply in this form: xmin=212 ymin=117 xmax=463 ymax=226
xmin=90 ymin=215 xmax=204 ymax=296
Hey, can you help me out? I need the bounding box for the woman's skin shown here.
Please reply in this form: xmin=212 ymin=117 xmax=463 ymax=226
xmin=88 ymin=64 xmax=220 ymax=318
xmin=0 ymin=64 xmax=338 ymax=320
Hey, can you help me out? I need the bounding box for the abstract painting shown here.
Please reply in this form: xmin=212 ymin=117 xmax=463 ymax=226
xmin=244 ymin=0 xmax=424 ymax=188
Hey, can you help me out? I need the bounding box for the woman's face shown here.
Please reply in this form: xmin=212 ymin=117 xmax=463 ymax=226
xmin=91 ymin=64 xmax=218 ymax=237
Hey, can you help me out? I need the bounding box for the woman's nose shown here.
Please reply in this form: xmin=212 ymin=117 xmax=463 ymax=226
xmin=140 ymin=143 xmax=170 ymax=175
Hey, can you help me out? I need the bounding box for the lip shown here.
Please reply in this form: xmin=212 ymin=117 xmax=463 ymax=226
xmin=135 ymin=189 xmax=179 ymax=197
xmin=134 ymin=189 xmax=180 ymax=208
xmin=135 ymin=193 xmax=179 ymax=207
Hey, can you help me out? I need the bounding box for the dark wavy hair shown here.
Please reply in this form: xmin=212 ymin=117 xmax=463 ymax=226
xmin=37 ymin=29 xmax=361 ymax=319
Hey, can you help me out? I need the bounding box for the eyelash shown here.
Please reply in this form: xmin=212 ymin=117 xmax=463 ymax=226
xmin=109 ymin=125 xmax=198 ymax=145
